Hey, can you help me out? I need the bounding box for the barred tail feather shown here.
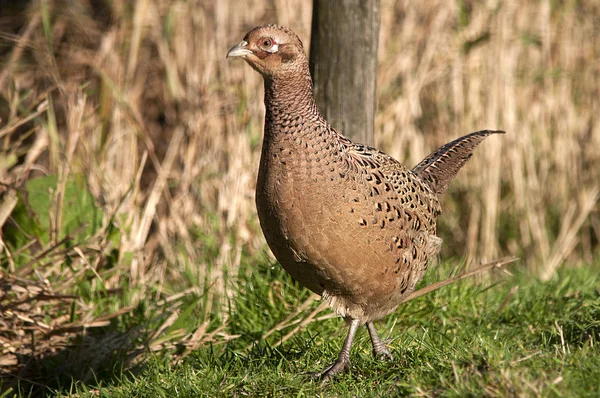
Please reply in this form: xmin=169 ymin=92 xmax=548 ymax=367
xmin=412 ymin=130 xmax=505 ymax=195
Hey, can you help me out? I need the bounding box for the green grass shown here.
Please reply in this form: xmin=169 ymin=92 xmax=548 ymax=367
xmin=1 ymin=176 xmax=597 ymax=396
xmin=45 ymin=259 xmax=600 ymax=397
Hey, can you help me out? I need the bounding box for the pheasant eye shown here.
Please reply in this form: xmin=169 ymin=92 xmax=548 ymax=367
xmin=258 ymin=37 xmax=279 ymax=53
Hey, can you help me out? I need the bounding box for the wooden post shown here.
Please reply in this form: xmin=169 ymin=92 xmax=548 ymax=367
xmin=309 ymin=0 xmax=380 ymax=146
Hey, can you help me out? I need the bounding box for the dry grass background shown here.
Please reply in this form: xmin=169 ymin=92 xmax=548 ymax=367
xmin=0 ymin=0 xmax=599 ymax=389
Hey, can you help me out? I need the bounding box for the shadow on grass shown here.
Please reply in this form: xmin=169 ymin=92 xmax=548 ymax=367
xmin=1 ymin=328 xmax=149 ymax=396
xmin=539 ymin=319 xmax=600 ymax=350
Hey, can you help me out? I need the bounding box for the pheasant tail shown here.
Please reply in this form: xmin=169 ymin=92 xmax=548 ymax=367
xmin=412 ymin=130 xmax=505 ymax=195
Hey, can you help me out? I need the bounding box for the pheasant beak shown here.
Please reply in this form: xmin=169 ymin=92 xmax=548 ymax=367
xmin=227 ymin=40 xmax=253 ymax=59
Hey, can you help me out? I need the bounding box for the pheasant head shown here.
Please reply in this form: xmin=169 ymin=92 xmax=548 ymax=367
xmin=227 ymin=24 xmax=307 ymax=79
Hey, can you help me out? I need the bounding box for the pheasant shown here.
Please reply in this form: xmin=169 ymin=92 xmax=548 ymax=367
xmin=227 ymin=24 xmax=503 ymax=381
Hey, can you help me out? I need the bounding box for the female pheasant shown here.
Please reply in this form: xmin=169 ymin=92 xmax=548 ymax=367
xmin=227 ymin=24 xmax=503 ymax=381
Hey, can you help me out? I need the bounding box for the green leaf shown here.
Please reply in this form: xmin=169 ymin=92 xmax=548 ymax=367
xmin=463 ymin=32 xmax=491 ymax=54
xmin=12 ymin=174 xmax=104 ymax=245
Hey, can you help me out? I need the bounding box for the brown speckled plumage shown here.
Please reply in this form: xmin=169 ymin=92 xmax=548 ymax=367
xmin=227 ymin=24 xmax=504 ymax=381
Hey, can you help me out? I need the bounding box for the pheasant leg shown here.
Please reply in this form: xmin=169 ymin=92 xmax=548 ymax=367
xmin=318 ymin=318 xmax=360 ymax=382
xmin=366 ymin=322 xmax=394 ymax=360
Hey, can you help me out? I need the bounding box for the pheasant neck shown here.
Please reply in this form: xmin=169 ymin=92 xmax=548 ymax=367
xmin=263 ymin=71 xmax=320 ymax=125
